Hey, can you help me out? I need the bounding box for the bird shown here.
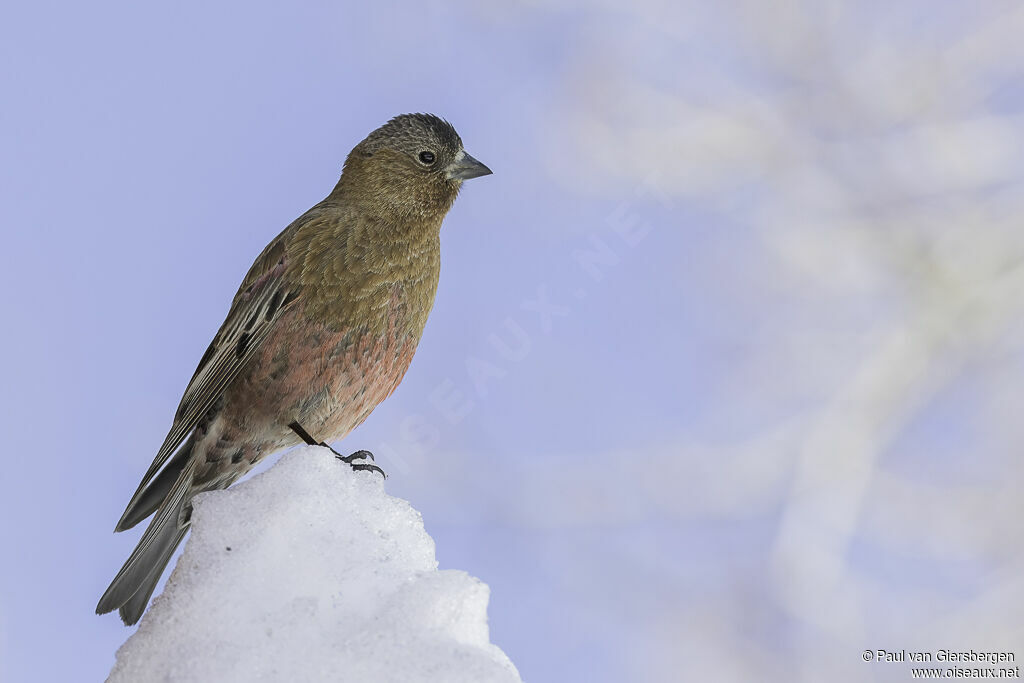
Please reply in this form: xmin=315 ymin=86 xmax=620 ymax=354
xmin=96 ymin=113 xmax=492 ymax=625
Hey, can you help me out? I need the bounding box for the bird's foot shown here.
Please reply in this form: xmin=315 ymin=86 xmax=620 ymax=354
xmin=337 ymin=449 xmax=373 ymax=464
xmin=325 ymin=446 xmax=386 ymax=478
xmin=335 ymin=450 xmax=386 ymax=479
xmin=289 ymin=421 xmax=386 ymax=478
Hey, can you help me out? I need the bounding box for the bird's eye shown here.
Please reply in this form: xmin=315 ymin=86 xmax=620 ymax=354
xmin=418 ymin=151 xmax=436 ymax=164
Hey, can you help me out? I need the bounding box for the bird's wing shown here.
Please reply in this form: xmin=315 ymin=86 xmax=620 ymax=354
xmin=118 ymin=233 xmax=302 ymax=520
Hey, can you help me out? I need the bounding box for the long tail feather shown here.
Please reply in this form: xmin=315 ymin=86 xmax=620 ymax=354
xmin=97 ymin=460 xmax=195 ymax=623
xmin=115 ymin=436 xmax=194 ymax=532
xmin=117 ymin=527 xmax=188 ymax=625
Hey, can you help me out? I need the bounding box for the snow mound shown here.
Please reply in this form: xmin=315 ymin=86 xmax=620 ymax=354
xmin=108 ymin=447 xmax=521 ymax=683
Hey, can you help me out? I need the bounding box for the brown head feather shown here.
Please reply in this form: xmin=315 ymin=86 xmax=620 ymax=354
xmin=284 ymin=114 xmax=470 ymax=337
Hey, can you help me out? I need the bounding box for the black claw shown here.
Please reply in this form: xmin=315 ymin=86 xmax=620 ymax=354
xmin=338 ymin=449 xmax=374 ymax=463
xmin=349 ymin=462 xmax=387 ymax=478
xmin=289 ymin=422 xmax=384 ymax=478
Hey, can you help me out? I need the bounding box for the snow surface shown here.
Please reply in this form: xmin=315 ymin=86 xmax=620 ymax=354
xmin=107 ymin=447 xmax=521 ymax=683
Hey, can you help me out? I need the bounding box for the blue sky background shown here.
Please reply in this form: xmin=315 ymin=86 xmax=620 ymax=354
xmin=3 ymin=2 xmax=1023 ymax=681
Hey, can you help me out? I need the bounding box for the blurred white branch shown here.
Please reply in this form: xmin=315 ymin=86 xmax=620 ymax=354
xmin=523 ymin=1 xmax=1024 ymax=679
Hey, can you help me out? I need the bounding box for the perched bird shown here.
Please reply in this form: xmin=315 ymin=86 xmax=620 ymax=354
xmin=96 ymin=113 xmax=492 ymax=625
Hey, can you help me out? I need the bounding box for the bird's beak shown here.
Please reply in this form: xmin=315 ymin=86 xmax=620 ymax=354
xmin=446 ymin=151 xmax=492 ymax=181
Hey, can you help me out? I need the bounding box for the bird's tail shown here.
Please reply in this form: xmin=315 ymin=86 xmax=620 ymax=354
xmin=115 ymin=435 xmax=195 ymax=532
xmin=96 ymin=459 xmax=196 ymax=625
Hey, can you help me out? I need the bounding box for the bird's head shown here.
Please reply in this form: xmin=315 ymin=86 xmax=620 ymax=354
xmin=336 ymin=113 xmax=491 ymax=223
